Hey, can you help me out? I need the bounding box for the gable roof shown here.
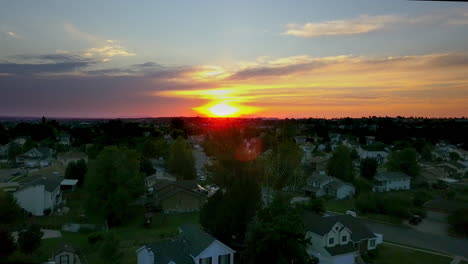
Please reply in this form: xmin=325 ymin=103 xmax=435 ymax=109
xmin=375 ymin=171 xmax=410 ymax=181
xmin=55 ymin=243 xmax=79 ymax=255
xmin=303 ymin=212 xmax=375 ymax=241
xmin=144 ymin=224 xmax=230 ymax=264
xmin=19 ymin=173 xmax=63 ymax=192
xmin=179 ymin=224 xmax=216 ymax=257
xmin=325 ymin=243 xmax=358 ymax=256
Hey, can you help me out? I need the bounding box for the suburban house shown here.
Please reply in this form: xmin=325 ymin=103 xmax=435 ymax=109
xmin=144 ymin=168 xmax=176 ymax=189
xmin=16 ymin=147 xmax=55 ymax=168
xmin=358 ymin=150 xmax=389 ymax=164
xmin=0 ymin=144 xmax=8 ymax=160
xmin=12 ymin=173 xmax=63 ymax=216
xmin=58 ymin=133 xmax=71 ymax=146
xmin=152 ymin=180 xmax=208 ymax=213
xmin=423 ymin=199 xmax=467 ymax=222
xmin=57 ymin=152 xmax=88 ymax=167
xmin=303 ymin=212 xmax=382 ymax=264
xmin=418 ymin=166 xmax=450 ymax=185
xmin=372 ymin=171 xmax=411 ymax=192
xmin=137 ymin=224 xmax=235 ymax=264
xmin=51 ymin=243 xmax=83 ymax=264
xmin=310 ymin=156 xmax=330 ymax=172
xmin=304 ymin=172 xmax=355 ymax=199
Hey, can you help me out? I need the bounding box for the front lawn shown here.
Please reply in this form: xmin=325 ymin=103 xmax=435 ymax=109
xmin=324 ymin=198 xmax=355 ymax=213
xmin=371 ymin=244 xmax=452 ymax=264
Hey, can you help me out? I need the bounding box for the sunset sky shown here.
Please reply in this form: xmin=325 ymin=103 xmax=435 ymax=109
xmin=1 ymin=0 xmax=468 ymax=118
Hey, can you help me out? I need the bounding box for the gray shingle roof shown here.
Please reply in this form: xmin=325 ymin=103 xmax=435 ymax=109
xmin=180 ymin=224 xmax=216 ymax=257
xmin=303 ymin=212 xmax=375 ymax=241
xmin=325 ymin=243 xmax=358 ymax=256
xmin=147 ymin=239 xmax=193 ymax=264
xmin=19 ymin=173 xmax=63 ymax=192
xmin=375 ymin=171 xmax=410 ymax=181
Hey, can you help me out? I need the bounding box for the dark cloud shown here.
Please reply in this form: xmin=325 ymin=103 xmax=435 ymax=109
xmin=228 ymin=61 xmax=326 ymax=80
xmin=429 ymin=53 xmax=468 ymax=67
xmin=133 ymin=62 xmax=162 ymax=68
xmin=0 ymin=53 xmax=97 ymax=75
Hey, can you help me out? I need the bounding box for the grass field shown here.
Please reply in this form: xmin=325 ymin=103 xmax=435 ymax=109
xmin=372 ymin=244 xmax=452 ymax=264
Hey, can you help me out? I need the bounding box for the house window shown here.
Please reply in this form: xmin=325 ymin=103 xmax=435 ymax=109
xmin=199 ymin=257 xmax=212 ymax=264
xmin=329 ymin=237 xmax=334 ymax=245
xmin=341 ymin=236 xmax=347 ymax=243
xmin=369 ymin=239 xmax=376 ymax=248
xmin=59 ymin=255 xmax=69 ymax=264
xmin=219 ymin=254 xmax=230 ymax=264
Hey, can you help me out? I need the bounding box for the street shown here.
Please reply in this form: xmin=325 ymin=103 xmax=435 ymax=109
xmin=363 ymin=219 xmax=468 ymax=258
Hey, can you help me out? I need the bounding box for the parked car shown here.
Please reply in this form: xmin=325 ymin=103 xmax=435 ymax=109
xmin=409 ymin=214 xmax=422 ymax=225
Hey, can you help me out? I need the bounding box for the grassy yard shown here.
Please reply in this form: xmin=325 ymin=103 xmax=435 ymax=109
xmin=324 ymin=198 xmax=355 ymax=213
xmin=372 ymin=244 xmax=452 ymax=264
xmin=2 ymin=210 xmax=200 ymax=264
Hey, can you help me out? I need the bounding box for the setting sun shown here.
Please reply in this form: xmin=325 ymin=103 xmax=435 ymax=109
xmin=207 ymin=102 xmax=240 ymax=117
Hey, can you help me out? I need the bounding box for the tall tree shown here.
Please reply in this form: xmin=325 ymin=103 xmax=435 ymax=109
xmin=326 ymin=145 xmax=355 ymax=182
xmin=242 ymin=194 xmax=314 ymax=264
xmin=167 ymin=137 xmax=196 ymax=180
xmin=85 ymin=146 xmax=143 ymax=227
xmin=360 ymin=157 xmax=378 ymax=180
xmin=7 ymin=142 xmax=22 ymax=162
xmin=65 ymin=159 xmax=88 ymax=187
xmin=18 ymin=225 xmax=43 ymax=255
xmin=200 ymin=175 xmax=261 ymax=245
xmin=0 ymin=229 xmax=16 ymax=258
xmin=0 ymin=191 xmax=23 ymax=227
xmin=387 ymin=148 xmax=420 ymax=177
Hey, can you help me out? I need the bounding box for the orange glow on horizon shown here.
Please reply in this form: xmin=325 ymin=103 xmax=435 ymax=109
xmin=207 ymin=102 xmax=239 ymax=117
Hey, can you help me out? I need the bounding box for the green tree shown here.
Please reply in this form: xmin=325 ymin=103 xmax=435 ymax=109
xmin=140 ymin=138 xmax=167 ymax=159
xmin=18 ymin=225 xmax=43 ymax=255
xmin=200 ymin=176 xmax=261 ymax=245
xmin=448 ymin=209 xmax=468 ymax=237
xmin=140 ymin=158 xmax=155 ymax=176
xmin=387 ymin=148 xmax=420 ymax=177
xmin=7 ymin=142 xmax=22 ymax=162
xmin=65 ymin=159 xmax=88 ymax=187
xmin=242 ymin=194 xmax=313 ymax=264
xmin=99 ymin=233 xmax=123 ymax=264
xmin=420 ymin=144 xmax=433 ymax=161
xmin=85 ymin=146 xmax=143 ymax=227
xmin=0 ymin=229 xmax=16 ymax=258
xmin=449 ymin=152 xmax=460 ymax=162
xmin=360 ymin=157 xmax=378 ymax=180
xmin=261 ymin=140 xmax=303 ymax=190
xmin=167 ymin=137 xmax=196 ymax=180
xmin=327 ymin=145 xmax=355 ymax=182
xmin=0 ymin=191 xmax=23 ymax=227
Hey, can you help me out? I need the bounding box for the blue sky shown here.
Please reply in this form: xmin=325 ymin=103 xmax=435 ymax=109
xmin=1 ymin=0 xmax=468 ymax=118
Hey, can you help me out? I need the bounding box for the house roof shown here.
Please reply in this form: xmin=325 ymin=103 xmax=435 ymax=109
xmin=325 ymin=243 xmax=358 ymax=256
xmin=375 ymin=171 xmax=410 ymax=181
xmin=303 ymin=212 xmax=376 ymax=241
xmin=19 ymin=173 xmax=63 ymax=192
xmin=324 ymin=179 xmax=352 ymax=190
xmin=327 ymin=215 xmax=376 ymax=241
xmin=55 ymin=243 xmax=79 ymax=255
xmin=423 ymin=199 xmax=467 ymax=212
xmin=147 ymin=239 xmax=192 ymax=264
xmin=57 ymin=151 xmax=87 ymax=160
xmin=179 ymin=224 xmax=216 ymax=257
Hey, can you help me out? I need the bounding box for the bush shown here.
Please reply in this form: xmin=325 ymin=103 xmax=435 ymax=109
xmin=412 ymin=191 xmax=432 ymax=207
xmin=448 ymin=209 xmax=468 ymax=237
xmin=88 ymin=232 xmax=104 ymax=244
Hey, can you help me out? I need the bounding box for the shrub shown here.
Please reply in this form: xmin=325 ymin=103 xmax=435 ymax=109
xmin=88 ymin=232 xmax=104 ymax=244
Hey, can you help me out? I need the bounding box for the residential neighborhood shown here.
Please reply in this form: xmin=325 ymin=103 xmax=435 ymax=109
xmin=0 ymin=116 xmax=467 ymax=264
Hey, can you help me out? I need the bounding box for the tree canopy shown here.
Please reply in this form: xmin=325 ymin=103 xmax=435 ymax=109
xmin=167 ymin=137 xmax=196 ymax=180
xmin=242 ymin=194 xmax=314 ymax=264
xmin=0 ymin=191 xmax=23 ymax=227
xmin=326 ymin=145 xmax=355 ymax=182
xmin=85 ymin=146 xmax=143 ymax=227
xmin=65 ymin=159 xmax=88 ymax=187
xmin=386 ymin=148 xmax=420 ymax=177
xmin=18 ymin=225 xmax=43 ymax=255
xmin=360 ymin=157 xmax=378 ymax=180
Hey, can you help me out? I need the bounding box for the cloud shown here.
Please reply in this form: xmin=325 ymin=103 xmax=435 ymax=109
xmin=0 ymin=54 xmax=96 ymax=75
xmin=4 ymin=31 xmax=22 ymax=39
xmin=285 ymin=9 xmax=468 ymax=38
xmin=64 ymin=24 xmax=135 ymax=60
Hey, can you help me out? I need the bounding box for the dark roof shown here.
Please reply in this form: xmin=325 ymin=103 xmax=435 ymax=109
xmin=423 ymin=199 xmax=468 ymax=211
xmin=19 ymin=173 xmax=63 ymax=192
xmin=303 ymin=212 xmax=375 ymax=241
xmin=180 ymin=224 xmax=216 ymax=256
xmin=145 ymin=224 xmax=221 ymax=264
xmin=147 ymin=239 xmax=192 ymax=264
xmin=303 ymin=212 xmax=336 ymax=235
xmin=327 ymin=215 xmax=376 ymax=241
xmin=325 ymin=243 xmax=358 ymax=256
xmin=55 ymin=243 xmax=79 ymax=255
xmin=375 ymin=171 xmax=410 ymax=181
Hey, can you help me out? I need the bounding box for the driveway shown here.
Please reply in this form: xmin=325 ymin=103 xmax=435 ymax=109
xmin=363 ymin=219 xmax=468 ymax=258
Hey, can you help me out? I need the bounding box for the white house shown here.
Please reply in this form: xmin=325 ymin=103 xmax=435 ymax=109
xmin=52 ymin=243 xmax=82 ymax=264
xmin=16 ymin=147 xmax=54 ymax=168
xmin=358 ymin=150 xmax=389 ymax=164
xmin=137 ymin=224 xmax=235 ymax=264
xmin=304 ymin=213 xmax=382 ymax=264
xmin=304 ymin=172 xmax=355 ymax=200
xmin=13 ymin=173 xmax=63 ymax=216
xmin=372 ymin=171 xmax=411 ymax=192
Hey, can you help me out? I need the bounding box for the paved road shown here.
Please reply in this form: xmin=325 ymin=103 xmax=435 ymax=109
xmin=363 ymin=219 xmax=468 ymax=258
